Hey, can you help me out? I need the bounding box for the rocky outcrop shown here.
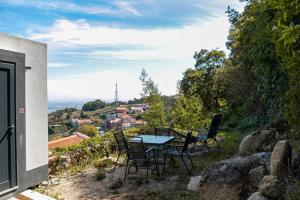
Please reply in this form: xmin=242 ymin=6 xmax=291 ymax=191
xmin=270 ymin=140 xmax=292 ymax=177
xmin=247 ymin=192 xmax=268 ymax=200
xmin=199 ymin=153 xmax=271 ymax=200
xmin=248 ymin=166 xmax=266 ymax=189
xmin=239 ymin=129 xmax=285 ymax=155
xmin=246 ymin=140 xmax=292 ymax=200
xmin=202 ymin=153 xmax=271 ymax=184
xmin=258 ymin=175 xmax=286 ymax=199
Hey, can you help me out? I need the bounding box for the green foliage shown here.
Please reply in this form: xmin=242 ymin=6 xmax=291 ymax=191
xmin=268 ymin=0 xmax=300 ymax=130
xmin=82 ymin=99 xmax=106 ymax=111
xmin=179 ymin=49 xmax=226 ymax=112
xmin=171 ymin=95 xmax=207 ymax=129
xmin=78 ymin=124 xmax=98 ymax=137
xmin=80 ymin=111 xmax=88 ymax=118
xmin=93 ymin=158 xmax=114 ymax=169
xmin=95 ymin=168 xmax=106 ymax=181
xmin=140 ymin=69 xmax=167 ymax=127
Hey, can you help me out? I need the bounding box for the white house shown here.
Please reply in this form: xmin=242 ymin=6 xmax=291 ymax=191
xmin=0 ymin=33 xmax=48 ymax=199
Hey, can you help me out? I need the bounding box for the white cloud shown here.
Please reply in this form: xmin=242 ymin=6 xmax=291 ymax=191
xmin=48 ymin=63 xmax=72 ymax=68
xmin=30 ymin=3 xmax=244 ymax=100
xmin=2 ymin=0 xmax=141 ymax=16
xmin=30 ymin=14 xmax=231 ymax=60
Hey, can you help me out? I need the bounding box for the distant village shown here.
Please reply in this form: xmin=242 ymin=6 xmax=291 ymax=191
xmin=48 ymin=102 xmax=149 ymax=149
xmin=70 ymin=103 xmax=148 ymax=132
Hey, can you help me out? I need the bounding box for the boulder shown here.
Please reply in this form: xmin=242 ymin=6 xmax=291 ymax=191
xmin=247 ymin=192 xmax=268 ymax=200
xmin=187 ymin=176 xmax=204 ymax=191
xmin=199 ymin=183 xmax=243 ymax=200
xmin=270 ymin=140 xmax=292 ymax=177
xmin=258 ymin=175 xmax=285 ymax=199
xmin=203 ymin=153 xmax=271 ymax=184
xmin=248 ymin=166 xmax=266 ymax=188
xmin=239 ymin=129 xmax=280 ymax=155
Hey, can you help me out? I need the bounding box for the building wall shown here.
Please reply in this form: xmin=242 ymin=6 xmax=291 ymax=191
xmin=0 ymin=33 xmax=48 ymax=171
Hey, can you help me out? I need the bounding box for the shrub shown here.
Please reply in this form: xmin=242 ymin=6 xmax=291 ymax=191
xmin=95 ymin=168 xmax=106 ymax=181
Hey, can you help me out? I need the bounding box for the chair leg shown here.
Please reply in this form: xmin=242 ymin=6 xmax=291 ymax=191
xmin=155 ymin=151 xmax=160 ymax=175
xmin=162 ymin=153 xmax=167 ymax=172
xmin=124 ymin=158 xmax=129 ymax=182
xmin=146 ymin=161 xmax=150 ymax=183
xmin=187 ymin=153 xmax=194 ymax=167
xmin=190 ymin=141 xmax=197 ymax=153
xmin=214 ymin=138 xmax=220 ymax=149
xmin=114 ymin=152 xmax=121 ymax=170
xmin=180 ymin=155 xmax=190 ymax=176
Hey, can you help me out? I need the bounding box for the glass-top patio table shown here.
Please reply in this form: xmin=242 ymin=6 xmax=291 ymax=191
xmin=129 ymin=135 xmax=175 ymax=145
xmin=129 ymin=135 xmax=175 ymax=175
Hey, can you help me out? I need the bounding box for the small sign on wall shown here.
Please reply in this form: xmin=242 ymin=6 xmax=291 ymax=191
xmin=19 ymin=107 xmax=25 ymax=114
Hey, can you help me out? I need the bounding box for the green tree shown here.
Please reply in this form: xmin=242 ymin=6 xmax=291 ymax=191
xmin=268 ymin=0 xmax=300 ymax=130
xmin=179 ymin=49 xmax=226 ymax=112
xmin=139 ymin=69 xmax=166 ymax=127
xmin=82 ymin=99 xmax=106 ymax=111
xmin=171 ymin=95 xmax=206 ymax=130
xmin=225 ymin=1 xmax=289 ymax=126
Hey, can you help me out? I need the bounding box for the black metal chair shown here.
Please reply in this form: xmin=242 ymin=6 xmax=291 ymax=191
xmin=124 ymin=137 xmax=159 ymax=183
xmin=163 ymin=130 xmax=194 ymax=175
xmin=113 ymin=130 xmax=128 ymax=170
xmin=192 ymin=114 xmax=222 ymax=152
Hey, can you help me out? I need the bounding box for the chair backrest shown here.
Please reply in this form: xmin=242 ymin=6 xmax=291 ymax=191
xmin=207 ymin=114 xmax=222 ymax=139
xmin=155 ymin=127 xmax=171 ymax=136
xmin=127 ymin=137 xmax=147 ymax=160
xmin=113 ymin=130 xmax=128 ymax=153
xmin=182 ymin=131 xmax=193 ymax=153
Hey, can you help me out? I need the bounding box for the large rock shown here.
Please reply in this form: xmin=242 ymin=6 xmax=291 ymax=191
xmin=248 ymin=166 xmax=266 ymax=188
xmin=200 ymin=183 xmax=243 ymax=200
xmin=199 ymin=153 xmax=271 ymax=200
xmin=258 ymin=175 xmax=286 ymax=199
xmin=203 ymin=152 xmax=271 ymax=184
xmin=187 ymin=176 xmax=204 ymax=191
xmin=247 ymin=192 xmax=268 ymax=200
xmin=239 ymin=129 xmax=281 ymax=155
xmin=270 ymin=140 xmax=292 ymax=177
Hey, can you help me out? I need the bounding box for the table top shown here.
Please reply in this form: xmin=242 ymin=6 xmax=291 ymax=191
xmin=129 ymin=135 xmax=175 ymax=145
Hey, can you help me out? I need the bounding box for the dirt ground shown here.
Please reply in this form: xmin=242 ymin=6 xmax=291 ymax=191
xmin=42 ymin=159 xmax=201 ymax=200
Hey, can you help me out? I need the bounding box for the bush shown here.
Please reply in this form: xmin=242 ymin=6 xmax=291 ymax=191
xmin=82 ymin=99 xmax=105 ymax=111
xmin=50 ymin=127 xmax=142 ymax=174
xmin=95 ymin=168 xmax=106 ymax=181
xmin=78 ymin=125 xmax=98 ymax=137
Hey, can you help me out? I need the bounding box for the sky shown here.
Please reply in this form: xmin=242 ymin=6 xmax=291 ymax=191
xmin=0 ymin=0 xmax=245 ymax=101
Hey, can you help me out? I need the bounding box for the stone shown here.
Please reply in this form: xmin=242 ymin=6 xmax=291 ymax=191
xmin=248 ymin=166 xmax=266 ymax=188
xmin=50 ymin=178 xmax=60 ymax=185
xmin=187 ymin=176 xmax=204 ymax=191
xmin=203 ymin=153 xmax=271 ymax=184
xmin=239 ymin=129 xmax=280 ymax=155
xmin=258 ymin=175 xmax=285 ymax=199
xmin=41 ymin=181 xmax=49 ymax=186
xmin=270 ymin=140 xmax=292 ymax=177
xmin=247 ymin=192 xmax=268 ymax=200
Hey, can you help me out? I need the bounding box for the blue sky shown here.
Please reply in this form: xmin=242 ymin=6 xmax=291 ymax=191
xmin=0 ymin=0 xmax=245 ymax=101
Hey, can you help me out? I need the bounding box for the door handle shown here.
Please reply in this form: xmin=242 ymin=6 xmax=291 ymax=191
xmin=7 ymin=124 xmax=14 ymax=135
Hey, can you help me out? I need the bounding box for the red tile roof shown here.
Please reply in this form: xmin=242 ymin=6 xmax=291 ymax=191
xmin=48 ymin=132 xmax=89 ymax=149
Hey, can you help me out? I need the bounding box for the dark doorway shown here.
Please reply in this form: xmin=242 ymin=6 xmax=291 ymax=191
xmin=0 ymin=61 xmax=16 ymax=191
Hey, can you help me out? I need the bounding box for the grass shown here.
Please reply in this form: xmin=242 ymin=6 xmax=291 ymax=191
xmin=193 ymin=131 xmax=241 ymax=172
xmin=93 ymin=158 xmax=114 ymax=169
xmin=95 ymin=168 xmax=106 ymax=181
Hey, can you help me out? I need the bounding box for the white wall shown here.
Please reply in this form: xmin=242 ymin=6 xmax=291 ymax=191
xmin=0 ymin=33 xmax=48 ymax=171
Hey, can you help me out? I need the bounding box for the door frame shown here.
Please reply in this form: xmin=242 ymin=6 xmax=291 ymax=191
xmin=0 ymin=49 xmax=25 ymax=195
